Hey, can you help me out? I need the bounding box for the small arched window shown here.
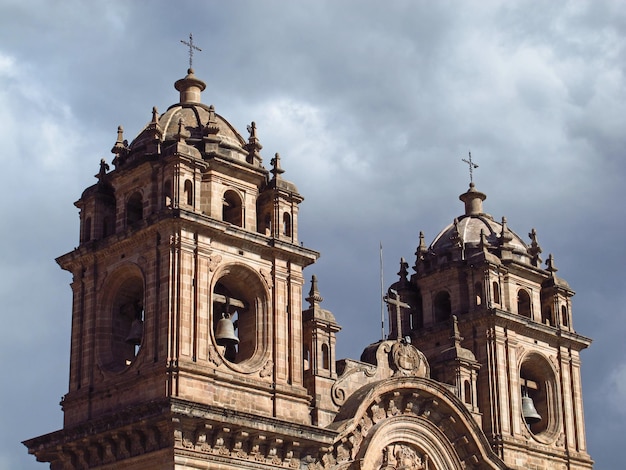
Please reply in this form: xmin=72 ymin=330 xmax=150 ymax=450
xmin=102 ymin=216 xmax=112 ymax=237
xmin=321 ymin=343 xmax=330 ymax=370
xmin=282 ymin=212 xmax=292 ymax=237
xmin=561 ymin=305 xmax=569 ymax=327
xmin=82 ymin=217 xmax=92 ymax=242
xmin=492 ymin=281 xmax=501 ymax=304
xmin=164 ymin=179 xmax=172 ymax=208
xmin=184 ymin=179 xmax=194 ymax=206
xmin=434 ymin=291 xmax=452 ymax=323
xmin=264 ymin=214 xmax=272 ymax=236
xmin=126 ymin=192 xmax=143 ymax=226
xmin=223 ymin=190 xmax=243 ymax=227
xmin=475 ymin=282 xmax=483 ymax=306
xmin=303 ymin=345 xmax=310 ymax=371
xmin=464 ymin=380 xmax=472 ymax=404
xmin=517 ymin=289 xmax=532 ymax=318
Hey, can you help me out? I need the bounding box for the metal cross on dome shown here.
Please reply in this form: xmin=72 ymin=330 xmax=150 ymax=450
xmin=462 ymin=151 xmax=479 ymax=184
xmin=180 ymin=33 xmax=202 ymax=69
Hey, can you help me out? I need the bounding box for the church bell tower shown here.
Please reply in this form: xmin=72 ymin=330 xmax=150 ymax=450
xmin=388 ymin=175 xmax=594 ymax=470
xmin=23 ymin=68 xmax=329 ymax=469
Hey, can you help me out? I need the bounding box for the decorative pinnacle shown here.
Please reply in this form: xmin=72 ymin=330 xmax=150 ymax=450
xmin=479 ymin=229 xmax=489 ymax=252
xmin=111 ymin=125 xmax=128 ymax=155
xmin=306 ymin=275 xmax=323 ymax=307
xmin=500 ymin=216 xmax=513 ymax=244
xmin=245 ymin=121 xmax=263 ymax=164
xmin=462 ymin=151 xmax=479 ymax=184
xmin=96 ymin=158 xmax=109 ymax=180
xmin=528 ymin=228 xmax=543 ymax=266
xmin=205 ymin=105 xmax=219 ymax=135
xmin=416 ymin=231 xmax=427 ymax=255
xmin=450 ymin=315 xmax=463 ymax=344
xmin=546 ymin=253 xmax=558 ymax=276
xmin=180 ymin=33 xmax=202 ymax=70
xmin=397 ymin=257 xmax=409 ymax=283
xmin=270 ymin=153 xmax=285 ymax=178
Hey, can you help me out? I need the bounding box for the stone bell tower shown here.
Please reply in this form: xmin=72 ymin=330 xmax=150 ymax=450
xmin=23 ymin=68 xmax=330 ymax=468
xmin=388 ymin=179 xmax=594 ymax=469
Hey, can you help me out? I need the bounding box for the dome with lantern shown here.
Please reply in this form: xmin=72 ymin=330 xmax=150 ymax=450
xmin=110 ymin=68 xmax=263 ymax=170
xmin=415 ymin=182 xmax=544 ymax=271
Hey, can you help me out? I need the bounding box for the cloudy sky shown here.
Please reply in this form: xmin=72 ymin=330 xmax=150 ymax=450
xmin=1 ymin=1 xmax=624 ymax=468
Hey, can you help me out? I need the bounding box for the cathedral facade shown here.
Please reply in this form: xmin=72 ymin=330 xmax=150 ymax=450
xmin=24 ymin=68 xmax=593 ymax=469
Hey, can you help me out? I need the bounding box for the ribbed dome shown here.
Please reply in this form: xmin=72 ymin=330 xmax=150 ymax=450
xmin=126 ymin=69 xmax=248 ymax=161
xmin=430 ymin=214 xmax=527 ymax=254
xmin=426 ymin=184 xmax=531 ymax=264
xmin=154 ymin=104 xmax=245 ymax=150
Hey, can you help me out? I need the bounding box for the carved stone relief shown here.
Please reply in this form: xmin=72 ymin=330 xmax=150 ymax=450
xmin=379 ymin=443 xmax=427 ymax=470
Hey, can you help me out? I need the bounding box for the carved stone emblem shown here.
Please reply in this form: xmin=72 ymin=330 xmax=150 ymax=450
xmin=380 ymin=443 xmax=425 ymax=470
xmin=260 ymin=359 xmax=273 ymax=378
xmin=391 ymin=342 xmax=423 ymax=376
xmin=208 ymin=254 xmax=222 ymax=272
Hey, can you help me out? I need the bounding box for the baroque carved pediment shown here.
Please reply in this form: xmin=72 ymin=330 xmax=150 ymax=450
xmin=323 ymin=379 xmax=508 ymax=470
xmin=332 ymin=341 xmax=429 ymax=407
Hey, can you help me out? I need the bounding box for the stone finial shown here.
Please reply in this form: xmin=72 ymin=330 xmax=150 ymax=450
xmin=245 ymin=121 xmax=263 ymax=164
xmin=417 ymin=231 xmax=426 ymax=253
xmin=204 ymin=105 xmax=220 ymax=135
xmin=270 ymin=153 xmax=285 ymax=179
xmin=306 ymin=275 xmax=324 ymax=308
xmin=450 ymin=315 xmax=463 ymax=344
xmin=151 ymin=106 xmax=159 ymax=124
xmin=528 ymin=228 xmax=543 ymax=267
xmin=450 ymin=218 xmax=463 ymax=249
xmin=546 ymin=253 xmax=558 ymax=277
xmin=397 ymin=257 xmax=409 ymax=283
xmin=479 ymin=229 xmax=489 ymax=253
xmin=95 ymin=158 xmax=109 ymax=180
xmin=414 ymin=231 xmax=428 ymax=272
xmin=111 ymin=125 xmax=126 ymax=153
xmin=111 ymin=125 xmax=129 ymax=167
xmin=175 ymin=118 xmax=190 ymax=143
xmin=499 ymin=216 xmax=513 ymax=245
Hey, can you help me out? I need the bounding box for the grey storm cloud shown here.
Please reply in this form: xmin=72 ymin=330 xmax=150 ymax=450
xmin=1 ymin=1 xmax=624 ymax=468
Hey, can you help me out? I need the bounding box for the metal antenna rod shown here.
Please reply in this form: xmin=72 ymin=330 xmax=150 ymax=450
xmin=380 ymin=242 xmax=385 ymax=341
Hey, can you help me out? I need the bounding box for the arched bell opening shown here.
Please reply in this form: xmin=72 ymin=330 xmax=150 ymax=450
xmin=126 ymin=191 xmax=143 ymax=226
xmin=210 ymin=264 xmax=269 ymax=368
xmin=492 ymin=281 xmax=500 ymax=304
xmin=222 ymin=189 xmax=243 ymax=227
xmin=183 ymin=179 xmax=194 ymax=206
xmin=98 ymin=266 xmax=146 ymax=372
xmin=434 ymin=290 xmax=452 ymax=323
xmin=519 ymin=352 xmax=560 ymax=439
xmin=474 ymin=282 xmax=483 ymax=307
xmin=517 ymin=288 xmax=532 ymax=318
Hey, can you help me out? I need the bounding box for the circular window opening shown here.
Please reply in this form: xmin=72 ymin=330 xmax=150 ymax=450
xmin=211 ymin=265 xmax=267 ymax=366
xmin=520 ymin=353 xmax=559 ymax=438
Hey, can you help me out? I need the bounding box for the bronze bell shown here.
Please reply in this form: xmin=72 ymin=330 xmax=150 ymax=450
xmin=125 ymin=318 xmax=143 ymax=345
xmin=215 ymin=312 xmax=239 ymax=347
xmin=522 ymin=392 xmax=542 ymax=424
